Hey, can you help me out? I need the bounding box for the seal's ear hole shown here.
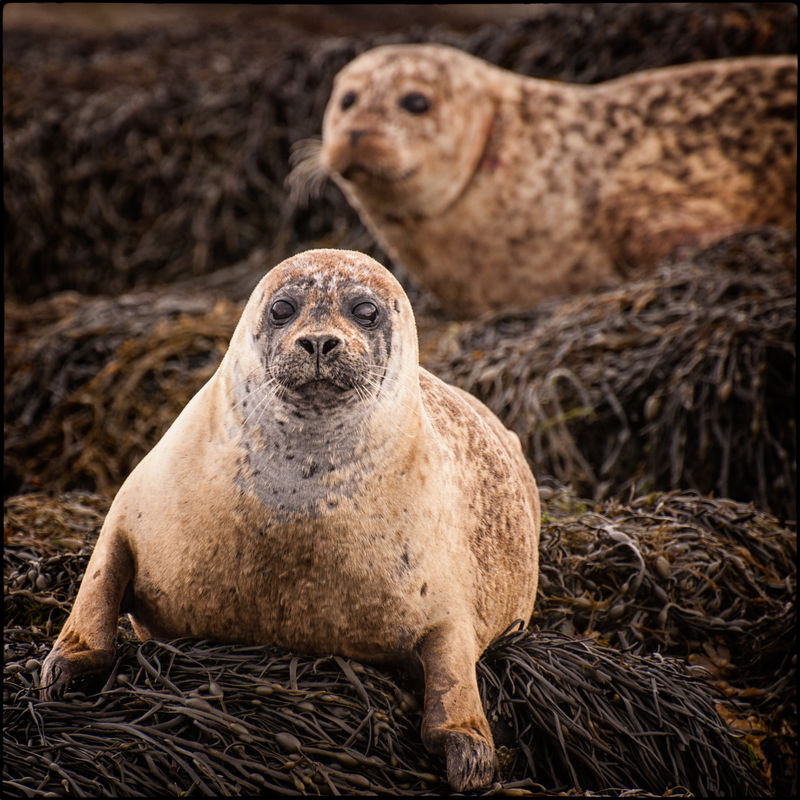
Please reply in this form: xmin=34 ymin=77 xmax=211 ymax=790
xmin=340 ymin=91 xmax=357 ymax=111
xmin=399 ymin=92 xmax=430 ymax=115
xmin=352 ymin=301 xmax=379 ymax=327
xmin=270 ymin=299 xmax=296 ymax=325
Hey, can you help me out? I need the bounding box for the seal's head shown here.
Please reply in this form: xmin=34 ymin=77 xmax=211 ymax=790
xmin=321 ymin=45 xmax=496 ymax=217
xmin=228 ymin=249 xmax=419 ymax=423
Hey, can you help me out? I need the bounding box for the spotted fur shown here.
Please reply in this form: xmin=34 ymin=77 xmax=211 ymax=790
xmin=320 ymin=45 xmax=797 ymax=316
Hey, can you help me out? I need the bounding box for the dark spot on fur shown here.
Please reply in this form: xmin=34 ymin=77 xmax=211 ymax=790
xmin=420 ymin=582 xmax=428 ymax=596
xmin=771 ymin=103 xmax=798 ymax=122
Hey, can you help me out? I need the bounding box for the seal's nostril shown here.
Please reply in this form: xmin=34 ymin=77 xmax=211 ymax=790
xmin=297 ymin=336 xmax=340 ymax=356
xmin=321 ymin=338 xmax=340 ymax=355
xmin=297 ymin=338 xmax=315 ymax=355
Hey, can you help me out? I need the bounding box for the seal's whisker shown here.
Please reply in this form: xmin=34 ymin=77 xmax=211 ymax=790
xmin=231 ymin=384 xmax=268 ymax=415
xmin=231 ymin=380 xmax=269 ymax=415
xmin=231 ymin=367 xmax=275 ymax=413
xmin=354 ymin=377 xmax=418 ymax=441
xmin=361 ymin=370 xmax=419 ymax=418
xmin=241 ymin=379 xmax=282 ymax=426
xmin=241 ymin=391 xmax=273 ymax=428
xmin=285 ymin=137 xmax=328 ymax=210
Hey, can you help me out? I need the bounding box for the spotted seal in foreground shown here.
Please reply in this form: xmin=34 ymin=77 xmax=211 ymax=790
xmin=313 ymin=45 xmax=796 ymax=317
xmin=41 ymin=248 xmax=540 ymax=791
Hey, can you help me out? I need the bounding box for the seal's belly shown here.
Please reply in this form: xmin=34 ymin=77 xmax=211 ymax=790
xmin=128 ymin=524 xmax=430 ymax=661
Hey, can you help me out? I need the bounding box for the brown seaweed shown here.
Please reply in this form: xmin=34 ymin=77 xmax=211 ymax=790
xmin=3 ymin=617 xmax=767 ymax=797
xmin=4 ymin=293 xmax=239 ymax=496
xmin=4 ymin=487 xmax=793 ymax=795
xmin=425 ymin=229 xmax=796 ymax=522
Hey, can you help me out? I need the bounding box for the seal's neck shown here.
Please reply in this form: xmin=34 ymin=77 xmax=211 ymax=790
xmin=226 ymin=361 xmax=423 ymax=515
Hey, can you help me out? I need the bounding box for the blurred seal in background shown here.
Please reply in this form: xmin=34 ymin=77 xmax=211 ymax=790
xmin=313 ymin=45 xmax=796 ymax=317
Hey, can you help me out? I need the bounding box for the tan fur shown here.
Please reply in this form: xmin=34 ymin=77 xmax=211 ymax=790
xmin=319 ymin=45 xmax=797 ymax=317
xmin=41 ymin=248 xmax=540 ymax=791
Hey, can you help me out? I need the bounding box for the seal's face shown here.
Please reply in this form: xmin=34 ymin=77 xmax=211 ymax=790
xmin=321 ymin=45 xmax=496 ymax=217
xmin=260 ymin=272 xmax=392 ymax=407
xmin=235 ymin=249 xmax=417 ymax=421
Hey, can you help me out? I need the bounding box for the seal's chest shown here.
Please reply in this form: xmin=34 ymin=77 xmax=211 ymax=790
xmin=131 ymin=518 xmax=425 ymax=651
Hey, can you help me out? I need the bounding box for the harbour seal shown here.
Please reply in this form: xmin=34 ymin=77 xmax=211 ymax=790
xmin=314 ymin=44 xmax=797 ymax=317
xmin=41 ymin=248 xmax=540 ymax=791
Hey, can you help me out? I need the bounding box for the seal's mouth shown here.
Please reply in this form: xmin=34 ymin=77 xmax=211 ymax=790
xmin=291 ymin=378 xmax=355 ymax=403
xmin=340 ymin=162 xmax=419 ymax=185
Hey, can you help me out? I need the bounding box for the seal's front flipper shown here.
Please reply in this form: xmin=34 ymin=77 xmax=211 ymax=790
xmin=417 ymin=624 xmax=496 ymax=791
xmin=443 ymin=730 xmax=495 ymax=792
xmin=40 ymin=528 xmax=133 ymax=700
xmin=40 ymin=641 xmax=115 ymax=699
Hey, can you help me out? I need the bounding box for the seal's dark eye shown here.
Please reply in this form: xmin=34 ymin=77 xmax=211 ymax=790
xmin=352 ymin=301 xmax=378 ymax=326
xmin=340 ymin=91 xmax=357 ymax=111
xmin=270 ymin=299 xmax=295 ymax=325
xmin=399 ymin=92 xmax=429 ymax=114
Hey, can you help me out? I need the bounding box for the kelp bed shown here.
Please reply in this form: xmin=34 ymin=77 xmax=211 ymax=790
xmin=4 ymin=487 xmax=795 ymax=796
xmin=533 ymin=483 xmax=796 ymax=795
xmin=5 ymin=230 xmax=795 ymax=524
xmin=4 ymin=3 xmax=797 ymax=301
xmin=426 ymin=228 xmax=797 ymax=523
xmin=3 ymin=291 xmax=240 ymax=496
